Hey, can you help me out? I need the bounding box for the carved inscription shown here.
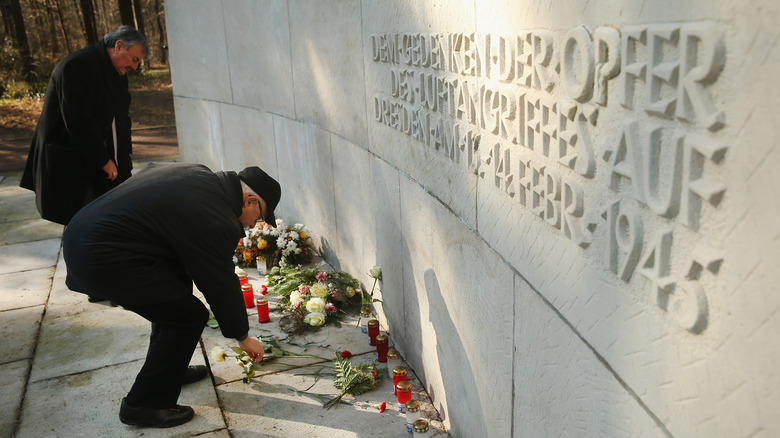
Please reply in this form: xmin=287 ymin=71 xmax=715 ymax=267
xmin=371 ymin=23 xmax=727 ymax=333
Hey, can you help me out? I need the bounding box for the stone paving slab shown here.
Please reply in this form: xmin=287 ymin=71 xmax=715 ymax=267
xmin=0 ymin=189 xmax=45 ymax=222
xmin=18 ymin=357 xmax=225 ymax=438
xmin=0 ymin=238 xmax=60 ymax=276
xmin=30 ymin=306 xmax=150 ymax=382
xmin=0 ymin=267 xmax=52 ymax=310
xmin=0 ymin=305 xmax=44 ymax=363
xmin=0 ymin=359 xmax=29 ymax=437
xmin=0 ymin=218 xmax=63 ymax=246
xmin=216 ymin=359 xmax=447 ymax=438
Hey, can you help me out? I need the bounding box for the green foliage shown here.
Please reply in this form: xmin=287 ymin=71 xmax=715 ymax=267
xmin=323 ymin=352 xmax=381 ymax=409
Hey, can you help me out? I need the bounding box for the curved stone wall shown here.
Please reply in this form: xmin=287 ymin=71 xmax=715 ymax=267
xmin=165 ymin=1 xmax=780 ymax=436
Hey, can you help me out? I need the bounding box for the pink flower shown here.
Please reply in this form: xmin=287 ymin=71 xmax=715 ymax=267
xmin=260 ymin=285 xmax=268 ymax=295
xmin=298 ymin=284 xmax=310 ymax=295
xmin=315 ymin=271 xmax=328 ymax=282
xmin=325 ymin=302 xmax=337 ymax=314
xmin=340 ymin=350 xmax=352 ymax=359
xmin=378 ymin=401 xmax=386 ymax=413
xmin=294 ymin=298 xmax=304 ymax=308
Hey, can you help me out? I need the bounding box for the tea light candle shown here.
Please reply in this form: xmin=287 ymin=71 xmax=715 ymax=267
xmin=387 ymin=349 xmax=400 ymax=378
xmin=405 ymin=400 xmax=421 ymax=434
xmin=256 ymin=297 xmax=270 ymax=323
xmin=241 ymin=283 xmax=255 ymax=308
xmin=360 ymin=307 xmax=371 ymax=333
xmin=367 ymin=319 xmax=379 ymax=346
xmin=396 ymin=380 xmax=412 ymax=412
xmin=375 ymin=334 xmax=389 ymax=362
xmin=412 ymin=419 xmax=429 ymax=436
xmin=392 ymin=366 xmax=407 ymax=395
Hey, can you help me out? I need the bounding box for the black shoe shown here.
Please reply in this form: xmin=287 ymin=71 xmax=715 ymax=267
xmin=119 ymin=398 xmax=194 ymax=428
xmin=182 ymin=365 xmax=208 ymax=384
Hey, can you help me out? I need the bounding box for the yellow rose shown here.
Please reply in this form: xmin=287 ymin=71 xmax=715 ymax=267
xmin=345 ymin=286 xmax=356 ymax=298
xmin=304 ymin=311 xmax=326 ymax=326
xmin=257 ymin=239 xmax=268 ymax=250
xmin=300 ymin=231 xmax=307 ymax=239
xmin=211 ymin=346 xmax=226 ymax=363
xmin=310 ymin=283 xmax=329 ymax=298
xmin=306 ymin=297 xmax=326 ymax=313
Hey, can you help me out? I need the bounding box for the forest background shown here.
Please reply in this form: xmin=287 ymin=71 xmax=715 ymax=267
xmin=0 ymin=0 xmax=175 ymax=142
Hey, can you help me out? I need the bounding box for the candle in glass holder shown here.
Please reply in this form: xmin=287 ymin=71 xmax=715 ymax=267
xmin=396 ymin=380 xmax=412 ymax=412
xmin=256 ymin=297 xmax=270 ymax=323
xmin=367 ymin=319 xmax=379 ymax=346
xmin=360 ymin=307 xmax=371 ymax=333
xmin=412 ymin=419 xmax=429 ymax=437
xmin=392 ymin=366 xmax=407 ymax=395
xmin=236 ymin=269 xmax=248 ymax=286
xmin=242 ymin=283 xmax=255 ymax=308
xmin=375 ymin=334 xmax=388 ymax=362
xmin=405 ymin=400 xmax=421 ymax=434
xmin=387 ymin=349 xmax=400 ymax=378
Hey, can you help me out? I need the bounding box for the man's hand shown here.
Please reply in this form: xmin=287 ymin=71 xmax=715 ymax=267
xmin=102 ymin=159 xmax=119 ymax=181
xmin=238 ymin=337 xmax=264 ymax=362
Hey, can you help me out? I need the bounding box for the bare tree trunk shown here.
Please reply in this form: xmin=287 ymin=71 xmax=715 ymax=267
xmin=131 ymin=0 xmax=144 ymax=36
xmin=78 ymin=0 xmax=98 ymax=43
xmin=1 ymin=0 xmax=37 ymax=82
xmin=154 ymin=0 xmax=165 ymax=64
xmin=43 ymin=0 xmax=60 ymax=54
xmin=116 ymin=0 xmax=132 ymax=26
xmin=52 ymin=0 xmax=71 ymax=52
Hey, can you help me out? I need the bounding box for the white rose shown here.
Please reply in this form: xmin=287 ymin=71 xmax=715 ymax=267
xmin=290 ymin=291 xmax=302 ymax=304
xmin=304 ymin=311 xmax=326 ymax=326
xmin=369 ymin=266 xmax=382 ymax=279
xmin=211 ymin=346 xmax=226 ymax=362
xmin=306 ymin=297 xmax=326 ymax=313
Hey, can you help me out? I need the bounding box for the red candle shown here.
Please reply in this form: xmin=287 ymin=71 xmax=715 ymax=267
xmin=242 ymin=283 xmax=255 ymax=308
xmin=375 ymin=334 xmax=388 ymax=362
xmin=367 ymin=319 xmax=379 ymax=346
xmin=396 ymin=380 xmax=412 ymax=406
xmin=256 ymin=297 xmax=270 ymax=323
xmin=238 ymin=273 xmax=248 ymax=286
xmin=393 ymin=366 xmax=407 ymax=395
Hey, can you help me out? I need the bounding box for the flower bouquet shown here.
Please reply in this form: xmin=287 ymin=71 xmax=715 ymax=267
xmin=267 ymin=264 xmax=362 ymax=333
xmin=234 ymin=219 xmax=315 ymax=269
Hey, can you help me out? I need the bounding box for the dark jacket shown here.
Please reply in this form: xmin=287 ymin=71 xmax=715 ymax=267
xmin=20 ymin=41 xmax=133 ymax=225
xmin=63 ymin=163 xmax=249 ymax=339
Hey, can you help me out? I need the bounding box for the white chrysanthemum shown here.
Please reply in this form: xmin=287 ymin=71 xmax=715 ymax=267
xmin=294 ymin=248 xmax=302 ymax=254
xmin=306 ymin=297 xmax=326 ymax=313
xmin=243 ymin=237 xmax=251 ymax=246
xmin=232 ymin=256 xmax=238 ymax=264
xmin=276 ymin=236 xmax=286 ymax=248
xmin=304 ymin=311 xmax=326 ymax=326
xmin=288 ymin=231 xmax=299 ymax=240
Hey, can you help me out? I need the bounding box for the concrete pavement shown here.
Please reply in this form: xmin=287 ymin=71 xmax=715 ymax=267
xmin=0 ymin=161 xmax=449 ymax=438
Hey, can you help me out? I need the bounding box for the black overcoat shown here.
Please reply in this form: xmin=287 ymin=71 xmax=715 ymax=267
xmin=20 ymin=41 xmax=133 ymax=225
xmin=62 ymin=163 xmax=250 ymax=339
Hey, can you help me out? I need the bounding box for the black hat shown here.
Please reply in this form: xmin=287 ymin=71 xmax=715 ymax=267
xmin=238 ymin=166 xmax=281 ymax=225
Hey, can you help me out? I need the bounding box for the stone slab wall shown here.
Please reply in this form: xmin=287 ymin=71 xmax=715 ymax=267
xmin=165 ymin=1 xmax=780 ymax=436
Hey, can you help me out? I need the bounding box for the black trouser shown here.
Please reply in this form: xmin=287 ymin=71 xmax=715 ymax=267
xmin=120 ymin=294 xmax=209 ymax=408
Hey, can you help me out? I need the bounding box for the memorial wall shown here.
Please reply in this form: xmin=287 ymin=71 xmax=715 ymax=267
xmin=165 ymin=1 xmax=780 ymax=436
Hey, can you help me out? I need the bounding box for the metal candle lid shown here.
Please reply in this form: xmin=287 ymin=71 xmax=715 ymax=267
xmin=387 ymin=349 xmax=400 ymax=359
xmin=413 ymin=419 xmax=429 ymax=432
xmin=241 ymin=283 xmax=253 ymax=291
xmin=405 ymin=399 xmax=421 ymax=412
xmin=256 ymin=296 xmax=268 ymax=305
xmin=367 ymin=319 xmax=379 ymax=328
xmin=393 ymin=366 xmax=407 ymax=376
xmin=375 ymin=334 xmax=388 ymax=343
xmin=396 ymin=380 xmax=411 ymax=392
xmin=360 ymin=306 xmax=371 ymax=317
